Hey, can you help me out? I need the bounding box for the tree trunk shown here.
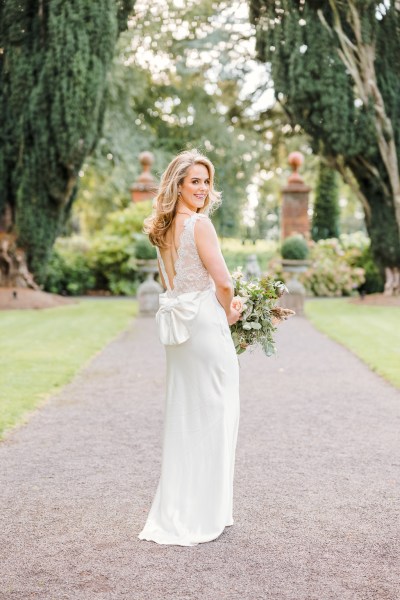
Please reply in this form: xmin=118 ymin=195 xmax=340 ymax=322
xmin=323 ymin=1 xmax=400 ymax=239
xmin=384 ymin=267 xmax=400 ymax=296
xmin=0 ymin=234 xmax=40 ymax=290
xmin=354 ymin=162 xmax=400 ymax=295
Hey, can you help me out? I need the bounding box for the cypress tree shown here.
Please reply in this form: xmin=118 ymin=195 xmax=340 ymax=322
xmin=0 ymin=0 xmax=135 ymax=283
xmin=312 ymin=163 xmax=340 ymax=241
xmin=249 ymin=0 xmax=400 ymax=273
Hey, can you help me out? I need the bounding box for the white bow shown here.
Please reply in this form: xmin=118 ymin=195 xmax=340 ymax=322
xmin=156 ymin=290 xmax=208 ymax=345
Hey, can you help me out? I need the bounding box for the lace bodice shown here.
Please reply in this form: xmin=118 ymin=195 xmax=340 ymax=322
xmin=156 ymin=213 xmax=214 ymax=297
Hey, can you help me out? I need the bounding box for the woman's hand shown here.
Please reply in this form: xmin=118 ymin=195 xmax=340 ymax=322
xmin=227 ymin=307 xmax=242 ymax=326
xmin=227 ymin=295 xmax=245 ymax=326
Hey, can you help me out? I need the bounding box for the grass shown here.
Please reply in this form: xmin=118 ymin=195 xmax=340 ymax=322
xmin=0 ymin=299 xmax=137 ymax=438
xmin=305 ymin=298 xmax=400 ymax=389
xmin=220 ymin=238 xmax=278 ymax=273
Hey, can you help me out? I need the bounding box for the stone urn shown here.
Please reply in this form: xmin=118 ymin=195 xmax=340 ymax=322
xmin=136 ymin=259 xmax=163 ymax=316
xmin=279 ymin=258 xmax=311 ymax=317
xmin=244 ymin=253 xmax=261 ymax=280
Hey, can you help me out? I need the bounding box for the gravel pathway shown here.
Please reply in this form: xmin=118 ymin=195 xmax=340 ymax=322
xmin=1 ymin=315 xmax=399 ymax=600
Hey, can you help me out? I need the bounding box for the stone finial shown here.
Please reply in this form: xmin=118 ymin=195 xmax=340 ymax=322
xmin=287 ymin=151 xmax=304 ymax=184
xmin=138 ymin=151 xmax=155 ymax=183
xmin=130 ymin=151 xmax=158 ymax=203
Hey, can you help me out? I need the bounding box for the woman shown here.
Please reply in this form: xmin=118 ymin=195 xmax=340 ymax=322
xmin=138 ymin=149 xmax=242 ymax=546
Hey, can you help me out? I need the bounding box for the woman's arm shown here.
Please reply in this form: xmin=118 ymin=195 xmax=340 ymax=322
xmin=194 ymin=217 xmax=241 ymax=325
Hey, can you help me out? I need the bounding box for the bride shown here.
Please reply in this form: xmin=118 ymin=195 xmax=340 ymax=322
xmin=138 ymin=149 xmax=242 ymax=546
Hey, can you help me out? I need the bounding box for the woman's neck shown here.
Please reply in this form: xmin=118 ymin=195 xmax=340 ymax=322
xmin=176 ymin=201 xmax=197 ymax=216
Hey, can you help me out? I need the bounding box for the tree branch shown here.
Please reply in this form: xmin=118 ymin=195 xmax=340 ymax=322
xmin=322 ymin=0 xmax=400 ymax=234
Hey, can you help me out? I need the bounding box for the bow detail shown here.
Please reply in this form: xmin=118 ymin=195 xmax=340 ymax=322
xmin=156 ymin=290 xmax=208 ymax=345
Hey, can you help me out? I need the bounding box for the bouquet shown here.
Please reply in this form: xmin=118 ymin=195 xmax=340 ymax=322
xmin=230 ymin=267 xmax=295 ymax=356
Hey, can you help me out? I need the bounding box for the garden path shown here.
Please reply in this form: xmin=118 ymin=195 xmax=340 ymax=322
xmin=1 ymin=312 xmax=399 ymax=599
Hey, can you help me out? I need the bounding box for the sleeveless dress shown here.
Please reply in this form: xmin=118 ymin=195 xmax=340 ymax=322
xmin=138 ymin=212 xmax=240 ymax=546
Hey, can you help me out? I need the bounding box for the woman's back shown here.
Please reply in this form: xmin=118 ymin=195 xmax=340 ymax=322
xmin=157 ymin=212 xmax=213 ymax=296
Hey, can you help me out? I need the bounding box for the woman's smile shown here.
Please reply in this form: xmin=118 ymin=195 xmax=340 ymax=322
xmin=178 ymin=164 xmax=210 ymax=211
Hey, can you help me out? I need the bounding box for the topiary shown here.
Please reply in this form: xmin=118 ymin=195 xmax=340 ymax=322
xmin=281 ymin=235 xmax=309 ymax=260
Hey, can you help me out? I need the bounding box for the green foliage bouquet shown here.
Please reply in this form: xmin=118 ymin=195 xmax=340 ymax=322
xmin=230 ymin=267 xmax=294 ymax=357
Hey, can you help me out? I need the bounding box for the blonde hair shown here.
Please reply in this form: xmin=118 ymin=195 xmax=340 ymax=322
xmin=143 ymin=149 xmax=221 ymax=248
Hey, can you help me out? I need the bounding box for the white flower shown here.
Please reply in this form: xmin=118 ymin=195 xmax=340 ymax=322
xmin=232 ymin=268 xmax=244 ymax=280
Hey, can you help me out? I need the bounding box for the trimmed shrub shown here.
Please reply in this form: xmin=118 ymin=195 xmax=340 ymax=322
xmin=312 ymin=163 xmax=340 ymax=241
xmin=281 ymin=235 xmax=309 ymax=260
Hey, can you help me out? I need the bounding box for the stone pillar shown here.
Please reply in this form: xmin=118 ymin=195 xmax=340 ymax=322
xmin=281 ymin=151 xmax=310 ymax=240
xmin=130 ymin=151 xmax=158 ymax=203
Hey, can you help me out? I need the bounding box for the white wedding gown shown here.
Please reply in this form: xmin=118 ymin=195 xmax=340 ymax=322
xmin=138 ymin=212 xmax=240 ymax=546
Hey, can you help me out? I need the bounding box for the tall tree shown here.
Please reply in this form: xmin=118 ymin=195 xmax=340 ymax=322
xmin=249 ymin=0 xmax=400 ymax=282
xmin=0 ymin=0 xmax=135 ymax=283
xmin=74 ymin=0 xmax=289 ymax=240
xmin=312 ymin=162 xmax=340 ymax=240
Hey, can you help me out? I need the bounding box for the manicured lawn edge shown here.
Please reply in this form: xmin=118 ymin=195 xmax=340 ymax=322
xmin=305 ymin=298 xmax=400 ymax=389
xmin=0 ymin=299 xmax=138 ymax=439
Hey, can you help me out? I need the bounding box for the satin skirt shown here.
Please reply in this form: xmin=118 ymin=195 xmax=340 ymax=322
xmin=138 ymin=288 xmax=240 ymax=546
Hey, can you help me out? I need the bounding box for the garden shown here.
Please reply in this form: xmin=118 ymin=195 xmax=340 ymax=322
xmin=1 ymin=1 xmax=400 ymax=596
xmin=1 ymin=0 xmax=399 ymax=433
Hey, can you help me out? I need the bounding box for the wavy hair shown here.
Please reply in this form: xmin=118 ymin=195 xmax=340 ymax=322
xmin=143 ymin=149 xmax=221 ymax=248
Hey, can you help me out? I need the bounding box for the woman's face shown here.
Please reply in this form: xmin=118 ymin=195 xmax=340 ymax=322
xmin=178 ymin=164 xmax=210 ymax=212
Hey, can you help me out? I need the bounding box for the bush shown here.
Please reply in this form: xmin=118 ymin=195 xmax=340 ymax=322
xmin=301 ymin=237 xmax=365 ymax=297
xmin=44 ymin=236 xmax=96 ymax=296
xmin=87 ymin=202 xmax=153 ymax=295
xmin=44 ymin=202 xmax=154 ymax=296
xmin=339 ymin=234 xmax=384 ymax=294
xmin=357 ymin=247 xmax=384 ymax=294
xmin=134 ymin=234 xmax=157 ymax=259
xmin=281 ymin=235 xmax=309 ymax=260
xmin=103 ymin=201 xmax=153 ymax=237
xmin=88 ymin=233 xmax=138 ymax=295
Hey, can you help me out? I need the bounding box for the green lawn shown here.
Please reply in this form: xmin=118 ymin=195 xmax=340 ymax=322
xmin=220 ymin=237 xmax=277 ymax=273
xmin=305 ymin=298 xmax=400 ymax=389
xmin=0 ymin=300 xmax=137 ymax=438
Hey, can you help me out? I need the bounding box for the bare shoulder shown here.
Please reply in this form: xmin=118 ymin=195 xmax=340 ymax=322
xmin=193 ymin=214 xmax=219 ymax=249
xmin=194 ymin=213 xmax=215 ymax=235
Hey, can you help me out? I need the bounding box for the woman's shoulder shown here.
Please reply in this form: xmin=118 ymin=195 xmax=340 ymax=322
xmin=193 ymin=213 xmax=217 ymax=243
xmin=186 ymin=212 xmax=211 ymax=229
xmin=192 ymin=212 xmax=213 ymax=228
xmin=192 ymin=212 xmax=211 ymax=223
